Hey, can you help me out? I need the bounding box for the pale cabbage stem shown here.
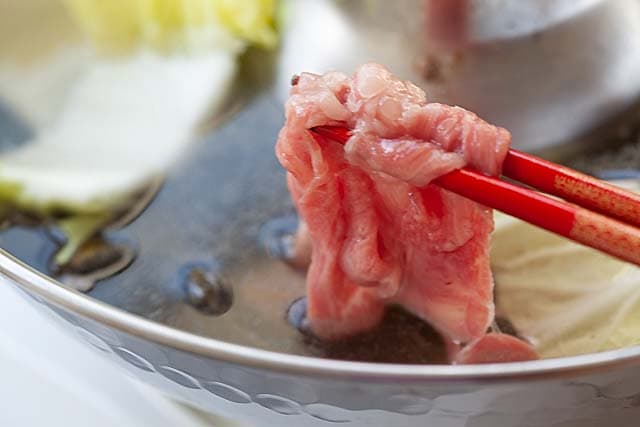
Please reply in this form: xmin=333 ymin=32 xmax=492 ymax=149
xmin=593 ymin=276 xmax=640 ymax=351
xmin=530 ymin=271 xmax=639 ymax=350
xmin=496 ymin=243 xmax=581 ymax=270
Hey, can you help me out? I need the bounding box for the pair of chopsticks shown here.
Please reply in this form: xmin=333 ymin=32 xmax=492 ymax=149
xmin=310 ymin=125 xmax=640 ymax=266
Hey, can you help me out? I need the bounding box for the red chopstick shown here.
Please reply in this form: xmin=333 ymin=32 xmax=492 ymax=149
xmin=503 ymin=150 xmax=640 ymax=228
xmin=310 ymin=125 xmax=640 ymax=267
xmin=312 ymin=125 xmax=640 ymax=227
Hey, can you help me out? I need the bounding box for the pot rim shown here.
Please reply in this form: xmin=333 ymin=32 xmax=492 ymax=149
xmin=3 ymin=249 xmax=640 ymax=382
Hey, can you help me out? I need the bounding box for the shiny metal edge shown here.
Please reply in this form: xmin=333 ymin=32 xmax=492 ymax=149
xmin=3 ymin=248 xmax=640 ymax=382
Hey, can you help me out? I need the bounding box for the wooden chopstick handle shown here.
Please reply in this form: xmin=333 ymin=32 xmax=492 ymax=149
xmin=570 ymin=209 xmax=640 ymax=265
xmin=437 ymin=169 xmax=640 ymax=266
xmin=503 ymin=150 xmax=640 ymax=228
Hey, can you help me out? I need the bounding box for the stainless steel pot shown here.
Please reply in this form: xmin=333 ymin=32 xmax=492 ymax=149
xmin=2 ymin=1 xmax=640 ymax=426
xmin=4 ymin=253 xmax=640 ymax=427
xmin=278 ymin=0 xmax=640 ymax=153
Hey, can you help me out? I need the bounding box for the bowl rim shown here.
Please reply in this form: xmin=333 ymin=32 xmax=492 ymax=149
xmin=4 ymin=249 xmax=640 ymax=382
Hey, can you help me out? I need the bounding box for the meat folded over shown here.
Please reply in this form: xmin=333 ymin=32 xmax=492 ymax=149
xmin=276 ymin=63 xmax=535 ymax=363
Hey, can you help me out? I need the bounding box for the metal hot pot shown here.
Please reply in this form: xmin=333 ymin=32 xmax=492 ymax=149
xmin=2 ymin=1 xmax=640 ymax=426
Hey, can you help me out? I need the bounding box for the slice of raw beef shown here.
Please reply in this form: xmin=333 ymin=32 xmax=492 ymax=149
xmin=276 ymin=63 xmax=527 ymax=358
xmin=453 ymin=333 xmax=539 ymax=364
